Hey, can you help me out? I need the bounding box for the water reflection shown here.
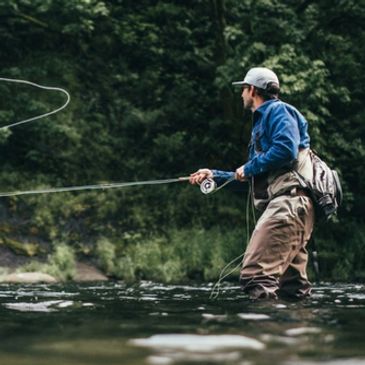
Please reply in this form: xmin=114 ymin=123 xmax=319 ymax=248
xmin=0 ymin=282 xmax=364 ymax=364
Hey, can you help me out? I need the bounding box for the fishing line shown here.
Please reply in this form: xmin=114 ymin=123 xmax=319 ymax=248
xmin=250 ymin=183 xmax=257 ymax=225
xmin=209 ymin=182 xmax=253 ymax=299
xmin=0 ymin=177 xmax=191 ymax=198
xmin=0 ymin=77 xmax=70 ymax=130
xmin=0 ymin=78 xmax=194 ymax=197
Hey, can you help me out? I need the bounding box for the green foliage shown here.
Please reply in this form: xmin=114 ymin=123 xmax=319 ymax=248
xmin=17 ymin=243 xmax=76 ymax=281
xmin=45 ymin=243 xmax=76 ymax=281
xmin=0 ymin=128 xmax=12 ymax=145
xmin=96 ymin=237 xmax=116 ymax=275
xmin=315 ymin=219 xmax=365 ymax=282
xmin=17 ymin=260 xmax=46 ymax=273
xmin=96 ymin=227 xmax=245 ymax=283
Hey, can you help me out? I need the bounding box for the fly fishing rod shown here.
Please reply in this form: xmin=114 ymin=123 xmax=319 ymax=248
xmin=0 ymin=177 xmax=189 ymax=198
xmin=0 ymin=177 xmax=234 ymax=198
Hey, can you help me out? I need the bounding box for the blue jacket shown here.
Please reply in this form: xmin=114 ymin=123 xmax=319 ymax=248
xmin=213 ymin=99 xmax=310 ymax=185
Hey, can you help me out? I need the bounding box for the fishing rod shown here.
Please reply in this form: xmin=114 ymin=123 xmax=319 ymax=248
xmin=0 ymin=177 xmax=189 ymax=198
xmin=0 ymin=177 xmax=234 ymax=198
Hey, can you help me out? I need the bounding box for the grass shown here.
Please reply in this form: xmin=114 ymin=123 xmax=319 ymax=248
xmin=96 ymin=227 xmax=246 ymax=283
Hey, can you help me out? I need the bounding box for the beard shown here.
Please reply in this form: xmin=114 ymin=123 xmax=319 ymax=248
xmin=243 ymin=97 xmax=253 ymax=110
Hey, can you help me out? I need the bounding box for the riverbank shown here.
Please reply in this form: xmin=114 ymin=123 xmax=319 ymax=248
xmin=0 ymin=224 xmax=247 ymax=284
xmin=1 ymin=217 xmax=364 ymax=284
xmin=0 ymin=262 xmax=108 ymax=284
xmin=0 ymin=244 xmax=108 ymax=283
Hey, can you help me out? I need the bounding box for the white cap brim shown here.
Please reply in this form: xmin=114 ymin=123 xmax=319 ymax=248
xmin=232 ymin=81 xmax=246 ymax=86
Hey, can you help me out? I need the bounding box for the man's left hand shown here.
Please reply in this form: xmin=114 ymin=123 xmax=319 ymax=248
xmin=235 ymin=165 xmax=247 ymax=181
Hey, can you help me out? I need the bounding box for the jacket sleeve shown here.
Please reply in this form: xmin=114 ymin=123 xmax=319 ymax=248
xmin=212 ymin=170 xmax=235 ymax=184
xmin=244 ymin=104 xmax=300 ymax=177
xmin=212 ymin=170 xmax=247 ymax=192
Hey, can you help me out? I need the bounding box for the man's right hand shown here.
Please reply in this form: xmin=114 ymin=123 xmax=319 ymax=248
xmin=189 ymin=168 xmax=213 ymax=185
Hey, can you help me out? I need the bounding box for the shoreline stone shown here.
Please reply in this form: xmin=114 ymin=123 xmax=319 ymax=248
xmin=74 ymin=262 xmax=108 ymax=282
xmin=1 ymin=272 xmax=57 ymax=283
xmin=0 ymin=263 xmax=108 ymax=283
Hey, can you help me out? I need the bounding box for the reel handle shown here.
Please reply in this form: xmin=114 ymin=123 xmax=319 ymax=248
xmin=200 ymin=178 xmax=216 ymax=194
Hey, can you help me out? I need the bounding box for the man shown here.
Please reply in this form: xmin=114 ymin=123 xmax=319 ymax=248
xmin=189 ymin=67 xmax=314 ymax=300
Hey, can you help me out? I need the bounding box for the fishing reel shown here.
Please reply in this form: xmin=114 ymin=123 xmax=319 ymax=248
xmin=200 ymin=178 xmax=217 ymax=194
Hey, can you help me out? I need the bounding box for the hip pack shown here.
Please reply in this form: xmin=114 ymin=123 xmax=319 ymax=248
xmin=293 ymin=150 xmax=343 ymax=221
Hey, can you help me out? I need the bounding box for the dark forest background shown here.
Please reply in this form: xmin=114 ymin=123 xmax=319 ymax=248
xmin=0 ymin=0 xmax=364 ymax=282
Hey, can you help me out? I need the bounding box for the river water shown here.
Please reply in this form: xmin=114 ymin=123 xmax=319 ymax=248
xmin=0 ymin=282 xmax=364 ymax=365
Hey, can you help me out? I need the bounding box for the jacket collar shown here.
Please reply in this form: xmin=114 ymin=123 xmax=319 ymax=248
xmin=253 ymin=99 xmax=279 ymax=124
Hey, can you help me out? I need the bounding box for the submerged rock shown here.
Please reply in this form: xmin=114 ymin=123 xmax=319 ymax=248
xmin=285 ymin=327 xmax=322 ymax=336
xmin=1 ymin=272 xmax=57 ymax=283
xmin=130 ymin=334 xmax=265 ymax=351
xmin=4 ymin=300 xmax=69 ymax=312
xmin=237 ymin=313 xmax=270 ymax=320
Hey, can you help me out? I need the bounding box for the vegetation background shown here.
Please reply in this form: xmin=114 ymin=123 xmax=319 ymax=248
xmin=0 ymin=0 xmax=364 ymax=282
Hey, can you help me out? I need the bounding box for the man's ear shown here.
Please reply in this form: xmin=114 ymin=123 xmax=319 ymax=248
xmin=250 ymin=86 xmax=256 ymax=97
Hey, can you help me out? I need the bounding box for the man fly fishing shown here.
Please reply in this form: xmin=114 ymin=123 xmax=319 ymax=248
xmin=189 ymin=67 xmax=314 ymax=300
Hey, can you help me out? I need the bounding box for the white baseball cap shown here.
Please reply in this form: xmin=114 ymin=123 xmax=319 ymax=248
xmin=232 ymin=67 xmax=279 ymax=89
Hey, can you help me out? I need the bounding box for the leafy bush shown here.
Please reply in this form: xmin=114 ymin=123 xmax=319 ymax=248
xmin=45 ymin=243 xmax=76 ymax=281
xmin=100 ymin=227 xmax=245 ymax=283
xmin=96 ymin=237 xmax=116 ymax=275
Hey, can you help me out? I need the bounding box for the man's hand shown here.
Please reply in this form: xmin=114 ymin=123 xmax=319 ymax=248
xmin=189 ymin=168 xmax=213 ymax=185
xmin=235 ymin=165 xmax=247 ymax=181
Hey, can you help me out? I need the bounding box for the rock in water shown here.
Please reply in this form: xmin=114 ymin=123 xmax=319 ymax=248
xmin=1 ymin=272 xmax=57 ymax=283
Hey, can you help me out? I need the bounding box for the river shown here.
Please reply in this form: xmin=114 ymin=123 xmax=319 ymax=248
xmin=0 ymin=282 xmax=364 ymax=365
